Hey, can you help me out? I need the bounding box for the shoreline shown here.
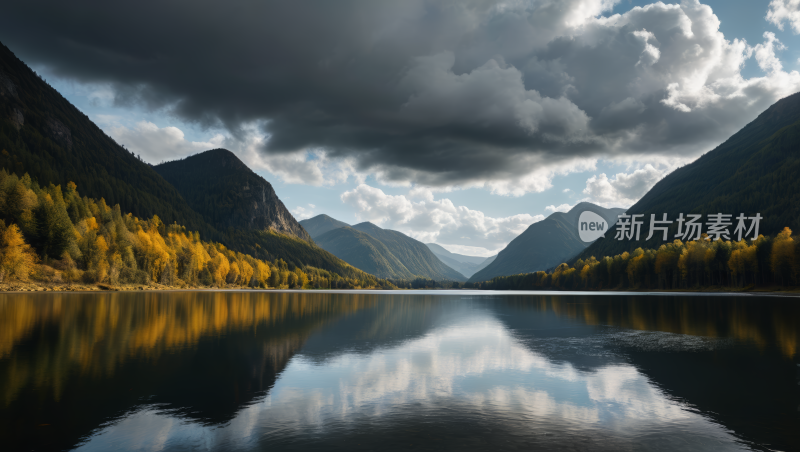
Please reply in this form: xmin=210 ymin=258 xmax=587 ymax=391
xmin=2 ymin=282 xmax=800 ymax=297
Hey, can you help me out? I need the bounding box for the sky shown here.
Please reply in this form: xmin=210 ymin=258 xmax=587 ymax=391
xmin=3 ymin=0 xmax=800 ymax=257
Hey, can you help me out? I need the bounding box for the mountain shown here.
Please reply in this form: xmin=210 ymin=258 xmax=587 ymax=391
xmin=425 ymin=243 xmax=495 ymax=278
xmin=473 ymin=254 xmax=497 ymax=273
xmin=0 ymin=41 xmax=210 ymax=234
xmin=300 ymin=214 xmax=350 ymax=239
xmin=314 ymin=226 xmax=417 ymax=279
xmin=301 ymin=215 xmax=467 ymax=281
xmin=0 ymin=41 xmax=392 ymax=284
xmin=469 ymin=202 xmax=625 ymax=282
xmin=350 ymin=222 xmax=466 ymax=281
xmin=425 ymin=243 xmax=488 ymax=265
xmin=574 ymin=91 xmax=800 ymax=262
xmin=154 ymin=149 xmax=310 ymax=241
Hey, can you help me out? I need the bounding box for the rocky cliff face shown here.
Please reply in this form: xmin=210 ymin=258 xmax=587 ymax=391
xmin=241 ymin=177 xmax=309 ymax=238
xmin=154 ymin=149 xmax=311 ymax=241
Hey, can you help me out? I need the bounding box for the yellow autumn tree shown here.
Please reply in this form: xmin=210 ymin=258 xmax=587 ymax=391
xmin=227 ymin=261 xmax=241 ymax=284
xmin=240 ymin=260 xmax=254 ymax=287
xmin=0 ymin=224 xmax=37 ymax=281
xmin=771 ymin=227 xmax=794 ymax=285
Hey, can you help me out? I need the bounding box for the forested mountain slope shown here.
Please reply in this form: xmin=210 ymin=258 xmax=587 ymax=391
xmin=313 ymin=226 xmax=417 ymax=279
xmin=0 ymin=41 xmax=386 ymax=283
xmin=575 ymin=91 xmax=800 ymax=262
xmin=302 ymin=214 xmax=467 ymax=281
xmin=0 ymin=41 xmax=210 ymax=234
xmin=350 ymin=222 xmax=466 ymax=281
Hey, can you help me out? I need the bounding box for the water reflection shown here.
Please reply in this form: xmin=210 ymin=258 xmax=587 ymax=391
xmin=0 ymin=292 xmax=798 ymax=451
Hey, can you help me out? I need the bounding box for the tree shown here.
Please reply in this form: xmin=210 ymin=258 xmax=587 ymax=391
xmin=0 ymin=223 xmax=37 ymax=282
xmin=771 ymin=227 xmax=794 ymax=285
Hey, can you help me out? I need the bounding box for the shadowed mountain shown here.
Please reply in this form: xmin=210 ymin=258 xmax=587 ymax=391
xmin=314 ymin=226 xmax=417 ymax=280
xmin=425 ymin=243 xmax=496 ymax=278
xmin=0 ymin=41 xmax=390 ymax=283
xmin=155 ymin=149 xmax=310 ymax=241
xmin=469 ymin=202 xmax=625 ymax=282
xmin=574 ymin=91 xmax=800 ymax=262
xmin=350 ymin=222 xmax=466 ymax=281
xmin=0 ymin=41 xmax=211 ymax=234
xmin=300 ymin=214 xmax=350 ymax=239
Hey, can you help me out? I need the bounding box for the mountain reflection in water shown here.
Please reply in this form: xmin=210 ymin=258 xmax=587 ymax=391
xmin=0 ymin=291 xmax=798 ymax=451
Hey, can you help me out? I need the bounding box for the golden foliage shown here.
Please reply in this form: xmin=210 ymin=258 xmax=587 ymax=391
xmin=0 ymin=224 xmax=36 ymax=281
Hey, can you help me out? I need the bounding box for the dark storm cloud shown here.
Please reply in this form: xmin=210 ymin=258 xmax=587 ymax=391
xmin=1 ymin=0 xmax=797 ymax=191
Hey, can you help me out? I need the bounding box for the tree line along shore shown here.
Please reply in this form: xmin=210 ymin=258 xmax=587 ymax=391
xmin=1 ymin=166 xmax=799 ymax=294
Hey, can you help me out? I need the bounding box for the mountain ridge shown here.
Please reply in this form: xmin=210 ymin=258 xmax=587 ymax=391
xmin=574 ymin=91 xmax=800 ymax=262
xmin=154 ymin=149 xmax=311 ymax=241
xmin=314 ymin=226 xmax=417 ymax=279
xmin=425 ymin=243 xmax=495 ymax=278
xmin=0 ymin=41 xmax=212 ymax=235
xmin=300 ymin=214 xmax=350 ymax=239
xmin=350 ymin=222 xmax=466 ymax=281
xmin=469 ymin=202 xmax=625 ymax=282
xmin=300 ymin=215 xmax=467 ymax=281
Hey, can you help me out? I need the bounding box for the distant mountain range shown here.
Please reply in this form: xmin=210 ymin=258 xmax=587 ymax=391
xmin=313 ymin=226 xmax=418 ymax=280
xmin=574 ymin=91 xmax=800 ymax=262
xmin=425 ymin=243 xmax=496 ymax=278
xmin=469 ymin=202 xmax=625 ymax=282
xmin=301 ymin=214 xmax=469 ymax=281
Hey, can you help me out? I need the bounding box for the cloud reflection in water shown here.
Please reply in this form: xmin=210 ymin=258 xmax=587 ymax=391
xmin=76 ymin=304 xmax=744 ymax=451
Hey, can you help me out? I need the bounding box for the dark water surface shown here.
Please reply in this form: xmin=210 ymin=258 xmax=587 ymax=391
xmin=1 ymin=291 xmax=799 ymax=451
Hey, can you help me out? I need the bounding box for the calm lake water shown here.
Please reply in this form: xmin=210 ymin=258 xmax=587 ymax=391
xmin=1 ymin=291 xmax=799 ymax=451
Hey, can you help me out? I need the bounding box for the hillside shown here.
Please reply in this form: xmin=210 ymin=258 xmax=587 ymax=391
xmin=154 ymin=149 xmax=310 ymax=241
xmin=350 ymin=222 xmax=466 ymax=281
xmin=314 ymin=227 xmax=416 ymax=279
xmin=0 ymin=41 xmax=392 ymax=283
xmin=575 ymin=91 xmax=800 ymax=262
xmin=469 ymin=202 xmax=625 ymax=282
xmin=425 ymin=243 xmax=495 ymax=278
xmin=0 ymin=167 xmax=393 ymax=290
xmin=300 ymin=215 xmax=467 ymax=281
xmin=0 ymin=41 xmax=211 ymax=235
xmin=300 ymin=214 xmax=350 ymax=239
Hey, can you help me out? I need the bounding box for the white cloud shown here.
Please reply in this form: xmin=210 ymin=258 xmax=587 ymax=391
xmin=291 ymin=205 xmax=315 ymax=220
xmin=106 ymin=120 xmax=369 ymax=186
xmin=73 ymin=309 xmax=741 ymax=450
xmin=340 ymin=184 xmax=543 ymax=255
xmin=754 ymin=32 xmax=787 ymax=74
xmin=545 ymin=203 xmax=575 ymax=213
xmin=632 ymin=29 xmax=661 ymax=67
xmin=581 ymin=164 xmax=666 ymax=208
xmin=767 ymin=0 xmax=800 ymax=33
xmin=289 ymin=0 xmax=800 ymax=194
xmin=107 ymin=121 xmax=225 ymax=163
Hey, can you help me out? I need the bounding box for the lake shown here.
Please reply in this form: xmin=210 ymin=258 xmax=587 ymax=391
xmin=1 ymin=290 xmax=798 ymax=451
